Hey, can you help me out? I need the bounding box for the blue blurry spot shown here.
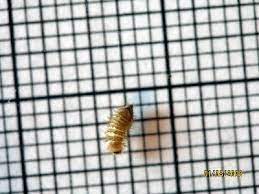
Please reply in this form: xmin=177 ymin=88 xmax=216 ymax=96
xmin=127 ymin=92 xmax=140 ymax=104
xmin=140 ymin=91 xmax=155 ymax=104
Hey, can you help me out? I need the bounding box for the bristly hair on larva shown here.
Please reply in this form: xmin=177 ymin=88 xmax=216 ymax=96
xmin=105 ymin=104 xmax=134 ymax=154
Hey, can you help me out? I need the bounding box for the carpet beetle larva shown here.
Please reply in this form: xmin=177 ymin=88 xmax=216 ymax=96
xmin=105 ymin=104 xmax=133 ymax=154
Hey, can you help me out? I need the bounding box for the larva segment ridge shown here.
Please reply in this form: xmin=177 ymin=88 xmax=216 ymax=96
xmin=105 ymin=105 xmax=133 ymax=154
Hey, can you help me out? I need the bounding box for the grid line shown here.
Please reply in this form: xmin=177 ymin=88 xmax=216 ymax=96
xmin=190 ymin=1 xmax=211 ymax=192
xmin=236 ymin=1 xmax=256 ymax=192
xmin=114 ymin=1 xmax=135 ymax=193
xmin=160 ymin=0 xmax=180 ymax=193
xmin=85 ymin=1 xmax=105 ymax=193
xmin=6 ymin=1 xmax=28 ymax=193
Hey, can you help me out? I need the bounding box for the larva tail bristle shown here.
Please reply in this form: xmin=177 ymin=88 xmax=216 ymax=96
xmin=124 ymin=104 xmax=133 ymax=115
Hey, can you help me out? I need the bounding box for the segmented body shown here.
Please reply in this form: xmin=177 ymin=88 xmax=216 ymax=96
xmin=105 ymin=105 xmax=133 ymax=154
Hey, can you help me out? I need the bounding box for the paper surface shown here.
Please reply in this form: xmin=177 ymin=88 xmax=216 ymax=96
xmin=0 ymin=0 xmax=258 ymax=193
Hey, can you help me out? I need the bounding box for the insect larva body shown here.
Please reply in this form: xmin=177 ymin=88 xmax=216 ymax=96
xmin=105 ymin=104 xmax=133 ymax=154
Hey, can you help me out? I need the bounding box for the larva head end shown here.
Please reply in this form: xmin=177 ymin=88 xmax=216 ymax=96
xmin=113 ymin=151 xmax=122 ymax=155
xmin=107 ymin=142 xmax=123 ymax=154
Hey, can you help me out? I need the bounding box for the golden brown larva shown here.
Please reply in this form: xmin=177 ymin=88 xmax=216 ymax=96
xmin=105 ymin=104 xmax=133 ymax=154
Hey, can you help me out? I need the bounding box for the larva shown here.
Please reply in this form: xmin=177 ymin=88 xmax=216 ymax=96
xmin=105 ymin=104 xmax=133 ymax=154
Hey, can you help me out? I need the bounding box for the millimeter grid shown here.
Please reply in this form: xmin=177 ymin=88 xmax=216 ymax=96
xmin=0 ymin=0 xmax=259 ymax=194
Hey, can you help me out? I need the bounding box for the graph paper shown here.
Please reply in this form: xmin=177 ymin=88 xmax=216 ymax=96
xmin=0 ymin=0 xmax=259 ymax=193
